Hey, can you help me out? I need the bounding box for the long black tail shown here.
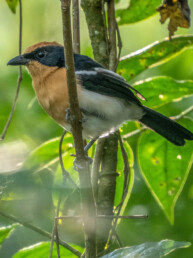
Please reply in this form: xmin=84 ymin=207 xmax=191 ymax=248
xmin=139 ymin=106 xmax=193 ymax=146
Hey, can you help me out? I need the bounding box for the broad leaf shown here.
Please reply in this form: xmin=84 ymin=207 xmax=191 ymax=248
xmin=0 ymin=224 xmax=18 ymax=245
xmin=23 ymin=135 xmax=73 ymax=172
xmin=13 ymin=241 xmax=83 ymax=258
xmin=5 ymin=0 xmax=19 ymax=13
xmin=138 ymin=118 xmax=193 ymax=224
xmin=134 ymin=76 xmax=193 ymax=108
xmin=116 ymin=0 xmax=161 ymax=25
xmin=101 ymin=239 xmax=191 ymax=258
xmin=118 ymin=36 xmax=193 ymax=81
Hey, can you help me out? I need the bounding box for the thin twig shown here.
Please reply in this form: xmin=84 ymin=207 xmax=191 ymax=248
xmin=172 ymin=105 xmax=193 ymax=120
xmin=107 ymin=0 xmax=117 ymax=71
xmin=123 ymin=127 xmax=146 ymax=139
xmin=59 ymin=130 xmax=79 ymax=189
xmin=49 ymin=221 xmax=56 ymax=258
xmin=112 ymin=228 xmax=123 ymax=247
xmin=0 ymin=211 xmax=81 ymax=257
xmin=0 ymin=0 xmax=23 ymax=141
xmin=49 ymin=194 xmax=62 ymax=258
xmin=107 ymin=134 xmax=131 ymax=247
xmin=56 ymin=215 xmax=148 ymax=220
xmin=55 ymin=218 xmax=61 ymax=258
xmin=115 ymin=21 xmax=122 ymax=69
xmin=60 ymin=1 xmax=97 ymax=257
xmin=72 ymin=0 xmax=80 ymax=53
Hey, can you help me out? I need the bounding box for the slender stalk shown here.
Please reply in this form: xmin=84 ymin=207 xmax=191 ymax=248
xmin=0 ymin=211 xmax=81 ymax=257
xmin=59 ymin=130 xmax=79 ymax=189
xmin=60 ymin=1 xmax=96 ymax=257
xmin=72 ymin=0 xmax=80 ymax=53
xmin=0 ymin=0 xmax=23 ymax=140
xmin=107 ymin=0 xmax=117 ymax=71
xmin=57 ymin=215 xmax=148 ymax=220
xmin=49 ymin=195 xmax=62 ymax=258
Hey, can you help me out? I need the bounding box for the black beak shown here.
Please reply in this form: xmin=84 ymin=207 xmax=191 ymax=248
xmin=7 ymin=55 xmax=30 ymax=66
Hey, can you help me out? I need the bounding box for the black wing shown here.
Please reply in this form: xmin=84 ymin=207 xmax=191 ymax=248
xmin=76 ymin=68 xmax=143 ymax=106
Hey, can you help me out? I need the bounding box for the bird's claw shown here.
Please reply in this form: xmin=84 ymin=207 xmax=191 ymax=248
xmin=73 ymin=156 xmax=93 ymax=171
xmin=66 ymin=108 xmax=87 ymax=124
xmin=65 ymin=108 xmax=71 ymax=123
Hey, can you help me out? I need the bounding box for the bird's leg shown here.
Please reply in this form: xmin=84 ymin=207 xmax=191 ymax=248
xmin=66 ymin=108 xmax=98 ymax=170
xmin=73 ymin=137 xmax=98 ymax=171
xmin=84 ymin=137 xmax=98 ymax=153
xmin=65 ymin=107 xmax=71 ymax=123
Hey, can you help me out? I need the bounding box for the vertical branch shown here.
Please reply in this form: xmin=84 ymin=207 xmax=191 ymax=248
xmin=81 ymin=0 xmax=119 ymax=254
xmin=96 ymin=133 xmax=119 ymax=253
xmin=91 ymin=138 xmax=105 ymax=200
xmin=60 ymin=1 xmax=96 ymax=257
xmin=81 ymin=0 xmax=109 ymax=67
xmin=96 ymin=0 xmax=119 ymax=253
xmin=72 ymin=0 xmax=80 ymax=53
xmin=107 ymin=0 xmax=117 ymax=71
xmin=0 ymin=0 xmax=23 ymax=140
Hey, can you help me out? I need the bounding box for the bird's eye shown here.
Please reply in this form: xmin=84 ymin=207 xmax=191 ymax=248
xmin=37 ymin=51 xmax=46 ymax=59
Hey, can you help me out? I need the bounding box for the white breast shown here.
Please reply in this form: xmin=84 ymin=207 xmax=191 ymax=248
xmin=78 ymin=88 xmax=144 ymax=139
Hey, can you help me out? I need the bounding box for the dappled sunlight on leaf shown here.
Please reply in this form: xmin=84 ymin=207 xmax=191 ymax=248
xmin=138 ymin=118 xmax=193 ymax=223
xmin=134 ymin=76 xmax=193 ymax=108
xmin=118 ymin=36 xmax=193 ymax=81
xmin=101 ymin=239 xmax=191 ymax=258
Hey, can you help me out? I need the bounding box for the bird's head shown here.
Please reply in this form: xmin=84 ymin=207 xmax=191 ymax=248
xmin=7 ymin=41 xmax=65 ymax=77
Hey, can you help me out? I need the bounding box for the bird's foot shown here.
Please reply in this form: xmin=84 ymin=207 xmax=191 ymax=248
xmin=72 ymin=155 xmax=93 ymax=171
xmin=65 ymin=108 xmax=87 ymax=124
xmin=65 ymin=108 xmax=72 ymax=123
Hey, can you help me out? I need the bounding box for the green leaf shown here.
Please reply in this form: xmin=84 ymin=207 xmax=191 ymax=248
xmin=23 ymin=134 xmax=74 ymax=172
xmin=134 ymin=76 xmax=193 ymax=108
xmin=116 ymin=0 xmax=161 ymax=25
xmin=138 ymin=118 xmax=193 ymax=224
xmin=118 ymin=36 xmax=193 ymax=81
xmin=0 ymin=224 xmax=18 ymax=245
xmin=5 ymin=0 xmax=19 ymax=13
xmin=101 ymin=239 xmax=191 ymax=258
xmin=13 ymin=242 xmax=83 ymax=258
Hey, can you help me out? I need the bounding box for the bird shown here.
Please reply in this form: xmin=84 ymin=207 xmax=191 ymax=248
xmin=7 ymin=41 xmax=193 ymax=151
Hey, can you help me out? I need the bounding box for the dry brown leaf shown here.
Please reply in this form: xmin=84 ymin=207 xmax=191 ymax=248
xmin=157 ymin=0 xmax=191 ymax=39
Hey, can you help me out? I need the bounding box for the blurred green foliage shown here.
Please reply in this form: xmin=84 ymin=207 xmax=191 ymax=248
xmin=116 ymin=0 xmax=161 ymax=25
xmin=0 ymin=0 xmax=193 ymax=257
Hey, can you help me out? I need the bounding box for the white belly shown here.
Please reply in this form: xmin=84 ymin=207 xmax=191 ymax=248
xmin=78 ymin=88 xmax=144 ymax=139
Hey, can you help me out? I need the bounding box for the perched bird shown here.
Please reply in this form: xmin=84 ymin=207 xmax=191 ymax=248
xmin=7 ymin=41 xmax=193 ymax=148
